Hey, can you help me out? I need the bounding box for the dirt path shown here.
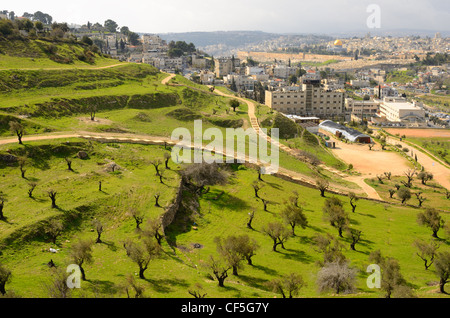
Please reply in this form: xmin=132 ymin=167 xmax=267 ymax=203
xmin=212 ymin=87 xmax=376 ymax=198
xmin=386 ymin=136 xmax=450 ymax=191
xmin=161 ymin=73 xmax=176 ymax=85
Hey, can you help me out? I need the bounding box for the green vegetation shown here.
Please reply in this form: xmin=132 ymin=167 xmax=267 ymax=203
xmin=407 ymin=137 xmax=450 ymax=165
xmin=0 ymin=142 xmax=448 ymax=297
xmin=0 ymin=39 xmax=448 ymax=299
xmin=386 ymin=70 xmax=416 ymax=84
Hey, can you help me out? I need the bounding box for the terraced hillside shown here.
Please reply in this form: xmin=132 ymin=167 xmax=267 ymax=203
xmin=0 ymin=40 xmax=449 ymax=299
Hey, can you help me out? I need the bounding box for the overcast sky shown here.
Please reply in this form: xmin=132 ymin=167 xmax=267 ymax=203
xmin=4 ymin=0 xmax=450 ymax=34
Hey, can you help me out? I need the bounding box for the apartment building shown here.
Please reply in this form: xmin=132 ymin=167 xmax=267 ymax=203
xmin=272 ymin=65 xmax=298 ymax=79
xmin=225 ymin=74 xmax=255 ymax=91
xmin=265 ymin=84 xmax=345 ymax=117
xmin=344 ymin=98 xmax=380 ymax=118
xmin=214 ymin=57 xmax=240 ymax=78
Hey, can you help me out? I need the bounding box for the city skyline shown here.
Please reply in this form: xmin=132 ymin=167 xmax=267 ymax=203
xmin=3 ymin=0 xmax=450 ymax=36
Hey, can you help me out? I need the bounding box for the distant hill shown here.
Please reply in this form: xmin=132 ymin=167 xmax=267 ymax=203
xmin=158 ymin=30 xmax=281 ymax=56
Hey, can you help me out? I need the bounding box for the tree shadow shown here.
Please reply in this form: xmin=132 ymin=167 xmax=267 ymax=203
xmin=100 ymin=240 xmax=118 ymax=252
xmin=252 ymin=264 xmax=278 ymax=276
xmin=278 ymin=248 xmax=314 ymax=263
xmin=88 ymin=279 xmax=118 ymax=296
xmin=145 ymin=277 xmax=190 ymax=294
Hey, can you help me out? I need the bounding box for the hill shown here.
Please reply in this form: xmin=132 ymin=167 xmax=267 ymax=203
xmin=0 ymin=41 xmax=449 ymax=301
xmin=0 ymin=37 xmax=119 ymax=69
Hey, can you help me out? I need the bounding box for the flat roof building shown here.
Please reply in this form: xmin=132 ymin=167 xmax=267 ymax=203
xmin=379 ymin=97 xmax=425 ymax=123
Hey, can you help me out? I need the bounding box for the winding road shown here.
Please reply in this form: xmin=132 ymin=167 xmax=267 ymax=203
xmin=0 ymin=72 xmax=399 ymax=200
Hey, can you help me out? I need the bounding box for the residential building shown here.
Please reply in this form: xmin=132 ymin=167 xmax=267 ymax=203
xmin=265 ymin=84 xmax=345 ymax=117
xmin=344 ymin=98 xmax=380 ymax=119
xmin=214 ymin=57 xmax=240 ymax=78
xmin=272 ymin=65 xmax=298 ymax=79
xmin=224 ymin=74 xmax=255 ymax=91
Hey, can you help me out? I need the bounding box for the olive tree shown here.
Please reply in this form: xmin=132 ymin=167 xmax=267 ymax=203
xmin=417 ymin=208 xmax=445 ymax=238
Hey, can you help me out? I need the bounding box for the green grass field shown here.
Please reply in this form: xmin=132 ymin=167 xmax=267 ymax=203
xmin=0 ymin=139 xmax=448 ymax=298
xmin=0 ymin=44 xmax=449 ymax=299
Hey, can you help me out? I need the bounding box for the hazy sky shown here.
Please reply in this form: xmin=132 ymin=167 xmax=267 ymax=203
xmin=4 ymin=0 xmax=450 ymax=34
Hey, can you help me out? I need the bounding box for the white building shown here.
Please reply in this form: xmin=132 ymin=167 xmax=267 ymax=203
xmin=225 ymin=74 xmax=255 ymax=91
xmin=379 ymin=97 xmax=425 ymax=123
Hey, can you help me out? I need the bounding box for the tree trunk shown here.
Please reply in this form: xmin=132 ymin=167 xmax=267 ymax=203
xmin=79 ymin=265 xmax=86 ymax=281
xmin=439 ymin=279 xmax=446 ymax=293
xmin=232 ymin=266 xmax=238 ymax=276
xmin=0 ymin=282 xmax=6 ymax=295
xmin=139 ymin=267 xmax=146 ymax=279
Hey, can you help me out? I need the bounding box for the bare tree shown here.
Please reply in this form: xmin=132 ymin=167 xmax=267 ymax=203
xmin=384 ymin=172 xmax=392 ymax=180
xmin=65 ymin=157 xmax=73 ymax=171
xmin=163 ymin=152 xmax=171 ymax=169
xmin=246 ymin=210 xmax=255 ymax=230
xmin=188 ymin=283 xmax=207 ymax=298
xmin=251 ymin=181 xmax=264 ymax=199
xmin=150 ymin=159 xmax=162 ymax=176
xmin=415 ymin=192 xmax=426 ymax=207
xmin=154 ymin=193 xmax=161 ymax=207
xmin=28 ymin=182 xmax=37 ymax=198
xmin=9 ymin=121 xmax=25 ymax=145
xmin=348 ymin=192 xmax=358 ymax=213
xmin=47 ymin=189 xmax=58 ymax=208
xmin=205 ymin=255 xmax=231 ymax=287
xmin=404 ymin=169 xmax=416 ymax=188
xmin=413 ymin=239 xmax=439 ymax=270
xmin=317 ymin=261 xmax=357 ymax=295
xmin=45 ymin=267 xmax=72 ymax=298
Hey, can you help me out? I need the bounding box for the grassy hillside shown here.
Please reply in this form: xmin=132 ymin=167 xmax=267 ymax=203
xmin=0 ymin=38 xmax=119 ymax=69
xmin=0 ymin=139 xmax=448 ymax=298
xmin=0 ymin=40 xmax=448 ymax=299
